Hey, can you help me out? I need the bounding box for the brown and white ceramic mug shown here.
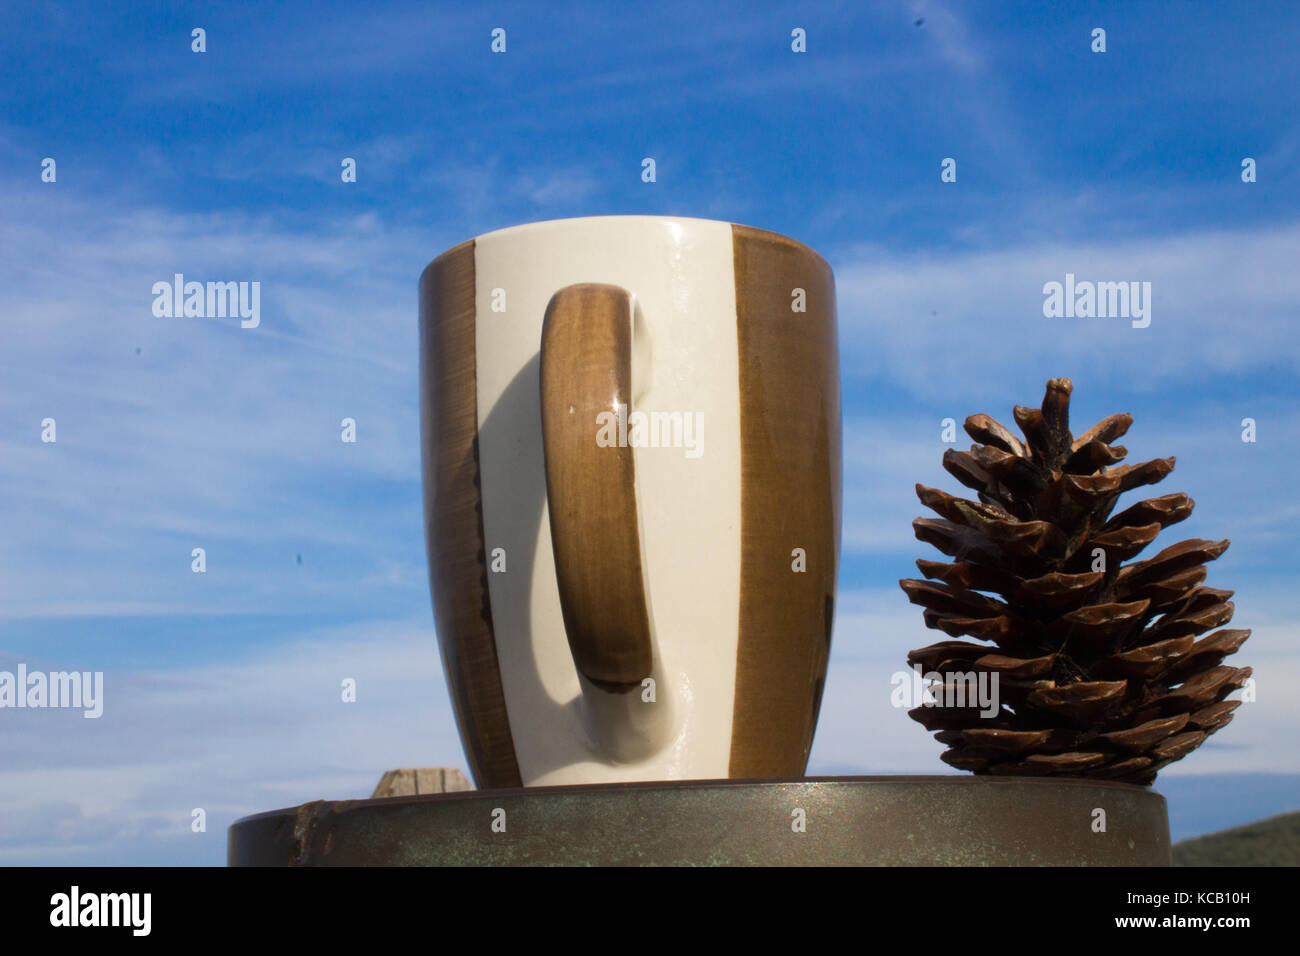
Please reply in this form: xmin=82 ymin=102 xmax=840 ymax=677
xmin=419 ymin=216 xmax=841 ymax=788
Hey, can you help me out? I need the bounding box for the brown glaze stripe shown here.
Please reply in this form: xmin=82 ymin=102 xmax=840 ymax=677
xmin=539 ymin=284 xmax=654 ymax=692
xmin=419 ymin=240 xmax=522 ymax=788
xmin=729 ymin=224 xmax=842 ymax=778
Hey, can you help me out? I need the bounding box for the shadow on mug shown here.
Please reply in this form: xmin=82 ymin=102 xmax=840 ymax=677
xmin=464 ymin=351 xmax=589 ymax=781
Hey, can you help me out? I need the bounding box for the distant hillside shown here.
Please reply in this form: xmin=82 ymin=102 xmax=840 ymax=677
xmin=1172 ymin=810 xmax=1300 ymax=866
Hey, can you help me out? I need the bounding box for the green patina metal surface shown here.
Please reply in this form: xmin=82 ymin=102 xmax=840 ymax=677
xmin=228 ymin=775 xmax=1171 ymax=866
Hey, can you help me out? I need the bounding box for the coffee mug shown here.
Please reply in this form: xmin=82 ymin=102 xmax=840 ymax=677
xmin=419 ymin=216 xmax=840 ymax=787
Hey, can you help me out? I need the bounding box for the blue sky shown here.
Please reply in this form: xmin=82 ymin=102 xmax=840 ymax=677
xmin=1 ymin=1 xmax=1298 ymax=865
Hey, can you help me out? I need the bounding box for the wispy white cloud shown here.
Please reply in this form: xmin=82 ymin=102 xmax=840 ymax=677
xmin=832 ymin=220 xmax=1300 ymax=398
xmin=0 ymin=619 xmax=460 ymax=865
xmin=0 ymin=186 xmax=445 ymax=619
xmin=910 ymin=0 xmax=983 ymax=72
xmin=841 ymin=420 xmax=941 ymax=554
xmin=517 ymin=167 xmax=602 ymax=206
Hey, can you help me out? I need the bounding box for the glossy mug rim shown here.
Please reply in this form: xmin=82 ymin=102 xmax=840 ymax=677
xmin=423 ymin=214 xmax=832 ymax=275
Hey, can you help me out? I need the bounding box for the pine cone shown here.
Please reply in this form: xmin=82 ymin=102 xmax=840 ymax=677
xmin=899 ymin=378 xmax=1251 ymax=786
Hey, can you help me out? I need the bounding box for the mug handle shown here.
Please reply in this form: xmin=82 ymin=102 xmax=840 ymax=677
xmin=540 ymin=284 xmax=655 ymax=696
